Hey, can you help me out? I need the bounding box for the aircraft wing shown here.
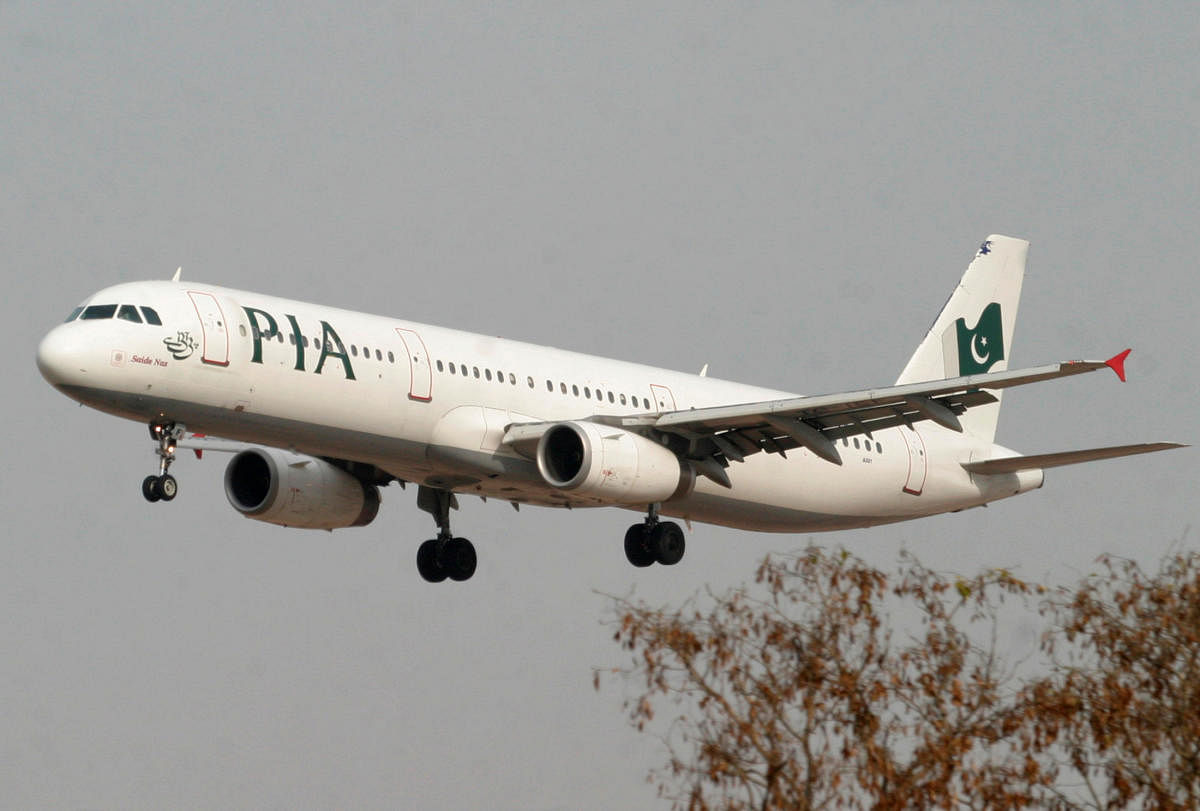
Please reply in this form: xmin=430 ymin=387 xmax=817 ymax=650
xmin=617 ymin=353 xmax=1133 ymax=486
xmin=500 ymin=352 xmax=1137 ymax=488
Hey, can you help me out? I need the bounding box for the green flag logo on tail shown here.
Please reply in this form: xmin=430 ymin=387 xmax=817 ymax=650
xmin=955 ymin=302 xmax=1004 ymax=375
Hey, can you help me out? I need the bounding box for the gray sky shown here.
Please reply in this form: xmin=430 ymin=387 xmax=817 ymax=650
xmin=3 ymin=2 xmax=1197 ymax=808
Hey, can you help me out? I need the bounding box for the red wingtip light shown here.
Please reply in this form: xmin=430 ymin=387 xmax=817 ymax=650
xmin=1105 ymin=348 xmax=1132 ymax=382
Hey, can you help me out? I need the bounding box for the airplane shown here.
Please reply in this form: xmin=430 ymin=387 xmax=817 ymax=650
xmin=36 ymin=235 xmax=1185 ymax=583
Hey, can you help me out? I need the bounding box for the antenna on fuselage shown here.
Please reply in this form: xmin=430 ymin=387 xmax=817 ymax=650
xmin=172 ymin=267 xmax=182 ymax=282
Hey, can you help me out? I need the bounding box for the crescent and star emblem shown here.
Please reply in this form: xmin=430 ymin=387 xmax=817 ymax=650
xmin=970 ymin=333 xmax=990 ymax=365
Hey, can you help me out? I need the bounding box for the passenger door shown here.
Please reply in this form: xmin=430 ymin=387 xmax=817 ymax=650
xmin=187 ymin=291 xmax=230 ymax=366
xmin=395 ymin=327 xmax=433 ymax=401
xmin=899 ymin=426 xmax=927 ymax=495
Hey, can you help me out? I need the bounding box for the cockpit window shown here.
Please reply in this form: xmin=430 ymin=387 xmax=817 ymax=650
xmin=80 ymin=304 xmax=118 ymax=320
xmin=140 ymin=307 xmax=162 ymax=326
xmin=117 ymin=304 xmax=143 ymax=323
xmin=65 ymin=307 xmax=84 ymax=323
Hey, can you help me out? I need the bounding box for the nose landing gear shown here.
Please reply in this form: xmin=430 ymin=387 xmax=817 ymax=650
xmin=142 ymin=420 xmax=184 ymax=503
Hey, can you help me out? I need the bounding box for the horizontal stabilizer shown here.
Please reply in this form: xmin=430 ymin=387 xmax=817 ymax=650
xmin=962 ymin=442 xmax=1187 ymax=474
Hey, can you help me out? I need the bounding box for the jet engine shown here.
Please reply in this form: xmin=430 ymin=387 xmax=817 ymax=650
xmin=536 ymin=422 xmax=693 ymax=504
xmin=224 ymin=448 xmax=380 ymax=530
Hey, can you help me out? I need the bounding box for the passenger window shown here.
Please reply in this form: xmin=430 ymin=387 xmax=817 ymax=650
xmin=448 ymin=362 xmax=456 ymax=374
xmin=140 ymin=307 xmax=162 ymax=325
xmin=572 ymin=385 xmax=579 ymax=396
xmin=473 ymin=367 xmax=480 ymax=379
xmin=545 ymin=380 xmax=552 ymax=391
xmin=239 ymin=325 xmax=247 ymax=337
xmin=875 ymin=442 xmax=882 ymax=453
xmin=314 ymin=339 xmax=321 ymax=350
xmin=485 ymin=369 xmax=493 ymax=381
xmin=437 ymin=360 xmax=444 ymax=372
xmin=509 ymin=373 xmax=516 ymax=385
xmin=560 ymin=382 xmax=567 ymax=394
xmin=388 ymin=351 xmax=394 ymax=363
xmin=64 ymin=306 xmax=84 ymax=323
xmin=619 ymin=393 xmax=626 ymax=405
xmin=643 ymin=398 xmax=651 ymax=410
xmin=375 ymin=350 xmax=381 ymax=361
xmin=289 ymin=334 xmax=296 ymax=346
xmin=528 ymin=376 xmax=535 ymax=388
xmin=81 ymin=304 xmax=117 ymax=320
xmin=853 ymin=438 xmax=860 ymax=449
xmin=584 ymin=387 xmax=591 ymax=398
xmin=303 ymin=336 xmax=309 ymax=348
xmin=461 ymin=365 xmax=468 ymax=377
xmin=351 ymin=345 xmax=359 ymax=357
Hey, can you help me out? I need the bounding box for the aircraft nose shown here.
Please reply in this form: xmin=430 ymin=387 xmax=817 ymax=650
xmin=36 ymin=324 xmax=87 ymax=387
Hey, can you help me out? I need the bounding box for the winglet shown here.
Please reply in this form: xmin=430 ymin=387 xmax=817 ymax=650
xmin=1105 ymin=348 xmax=1132 ymax=382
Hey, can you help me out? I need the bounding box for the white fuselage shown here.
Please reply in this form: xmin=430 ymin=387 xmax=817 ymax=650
xmin=37 ymin=280 xmax=1040 ymax=532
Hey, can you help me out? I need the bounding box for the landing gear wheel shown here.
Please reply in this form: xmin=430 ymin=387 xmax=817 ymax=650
xmin=650 ymin=521 xmax=686 ymax=566
xmin=143 ymin=419 xmax=184 ymax=505
xmin=624 ymin=524 xmax=656 ymax=568
xmin=158 ymin=474 xmax=178 ymax=501
xmin=142 ymin=475 xmax=162 ymax=503
xmin=441 ymin=537 xmax=477 ymax=582
xmin=414 ymin=487 xmax=479 ymax=583
xmin=417 ymin=539 xmax=448 ymax=583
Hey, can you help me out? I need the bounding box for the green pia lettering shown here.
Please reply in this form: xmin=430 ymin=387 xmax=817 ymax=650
xmin=242 ymin=307 xmax=356 ymax=380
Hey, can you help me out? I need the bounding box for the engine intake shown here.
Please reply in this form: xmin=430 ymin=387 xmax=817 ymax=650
xmin=224 ymin=448 xmax=380 ymax=530
xmin=536 ymin=422 xmax=693 ymax=504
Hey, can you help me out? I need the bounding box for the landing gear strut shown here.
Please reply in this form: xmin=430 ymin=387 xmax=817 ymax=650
xmin=624 ymin=503 xmax=686 ymax=568
xmin=415 ymin=485 xmax=477 ymax=583
xmin=142 ymin=420 xmax=184 ymax=503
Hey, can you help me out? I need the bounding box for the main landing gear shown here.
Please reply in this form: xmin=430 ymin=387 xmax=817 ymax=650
xmin=624 ymin=503 xmax=686 ymax=568
xmin=142 ymin=420 xmax=184 ymax=503
xmin=415 ymin=486 xmax=477 ymax=583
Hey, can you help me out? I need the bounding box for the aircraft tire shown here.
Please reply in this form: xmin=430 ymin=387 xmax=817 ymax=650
xmin=417 ymin=539 xmax=448 ymax=583
xmin=142 ymin=475 xmax=162 ymax=503
xmin=624 ymin=524 xmax=656 ymax=568
xmin=443 ymin=537 xmax=477 ymax=582
xmin=158 ymin=474 xmax=178 ymax=501
xmin=650 ymin=522 xmax=685 ymax=566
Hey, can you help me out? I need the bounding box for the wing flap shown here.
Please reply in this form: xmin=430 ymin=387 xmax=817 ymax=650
xmin=962 ymin=442 xmax=1186 ymax=474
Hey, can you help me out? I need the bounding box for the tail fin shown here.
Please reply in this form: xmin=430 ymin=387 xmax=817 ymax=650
xmin=896 ymin=235 xmax=1028 ymax=442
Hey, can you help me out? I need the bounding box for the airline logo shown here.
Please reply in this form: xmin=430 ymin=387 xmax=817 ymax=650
xmin=954 ymin=302 xmax=1004 ymax=375
xmin=242 ymin=306 xmax=357 ymax=380
xmin=163 ymin=330 xmax=199 ymax=360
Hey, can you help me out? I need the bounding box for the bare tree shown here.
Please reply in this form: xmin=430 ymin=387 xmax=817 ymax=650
xmin=601 ymin=546 xmax=1200 ymax=810
xmin=603 ymin=548 xmax=1057 ymax=809
xmin=1030 ymin=551 xmax=1200 ymax=809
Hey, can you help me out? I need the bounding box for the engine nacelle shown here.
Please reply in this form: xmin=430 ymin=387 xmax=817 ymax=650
xmin=224 ymin=448 xmax=380 ymax=530
xmin=536 ymin=422 xmax=693 ymax=504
